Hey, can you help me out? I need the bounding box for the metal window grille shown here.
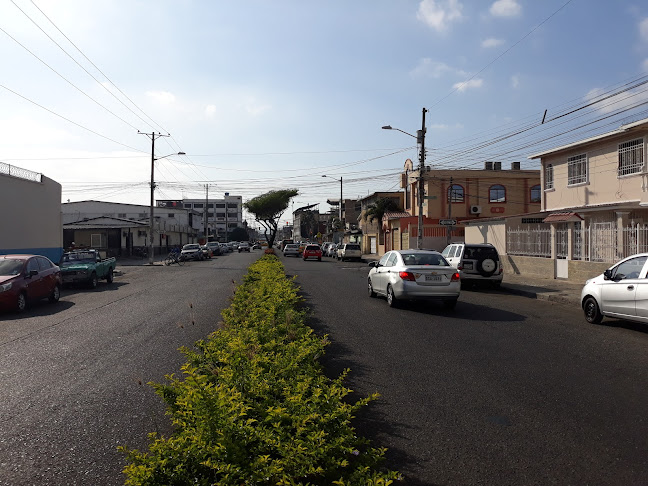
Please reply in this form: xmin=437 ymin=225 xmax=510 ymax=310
xmin=567 ymin=154 xmax=587 ymax=185
xmin=506 ymin=226 xmax=551 ymax=257
xmin=545 ymin=165 xmax=554 ymax=189
xmin=618 ymin=139 xmax=644 ymax=176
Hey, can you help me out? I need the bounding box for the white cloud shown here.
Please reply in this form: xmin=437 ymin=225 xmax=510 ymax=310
xmin=490 ymin=0 xmax=521 ymax=18
xmin=410 ymin=58 xmax=466 ymax=78
xmin=643 ymin=58 xmax=648 ymax=72
xmin=481 ymin=37 xmax=505 ymax=48
xmin=585 ymin=86 xmax=648 ymax=114
xmin=204 ymin=104 xmax=217 ymax=118
xmin=453 ymin=78 xmax=483 ymax=92
xmin=417 ymin=0 xmax=463 ymax=32
xmin=640 ymin=17 xmax=648 ymax=41
xmin=146 ymin=90 xmax=176 ymax=105
xmin=511 ymin=75 xmax=520 ymax=88
xmin=429 ymin=122 xmax=464 ymax=130
xmin=244 ymin=98 xmax=271 ymax=117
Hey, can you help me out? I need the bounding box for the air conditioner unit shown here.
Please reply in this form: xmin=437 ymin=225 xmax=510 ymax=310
xmin=470 ymin=205 xmax=482 ymax=215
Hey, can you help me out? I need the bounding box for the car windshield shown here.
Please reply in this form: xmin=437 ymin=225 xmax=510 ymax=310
xmin=59 ymin=252 xmax=96 ymax=266
xmin=346 ymin=244 xmax=360 ymax=250
xmin=0 ymin=259 xmax=24 ymax=276
xmin=401 ymin=253 xmax=450 ymax=266
xmin=285 ymin=244 xmax=299 ymax=249
xmin=183 ymin=244 xmax=200 ymax=250
xmin=464 ymin=247 xmax=498 ymax=260
xmin=306 ymin=245 xmax=319 ymax=250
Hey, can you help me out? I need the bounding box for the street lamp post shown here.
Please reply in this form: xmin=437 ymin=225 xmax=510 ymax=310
xmin=321 ymin=174 xmax=343 ymax=234
xmin=140 ymin=131 xmax=185 ymax=265
xmin=382 ymin=108 xmax=427 ymax=249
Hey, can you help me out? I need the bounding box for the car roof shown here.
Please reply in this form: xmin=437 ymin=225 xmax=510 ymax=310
xmin=395 ymin=249 xmax=442 ymax=254
xmin=0 ymin=254 xmax=35 ymax=260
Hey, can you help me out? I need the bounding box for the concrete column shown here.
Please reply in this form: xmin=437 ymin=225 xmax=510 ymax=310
xmin=550 ymin=224 xmax=557 ymax=260
xmin=567 ymin=222 xmax=574 ymax=260
xmin=616 ymin=211 xmax=630 ymax=258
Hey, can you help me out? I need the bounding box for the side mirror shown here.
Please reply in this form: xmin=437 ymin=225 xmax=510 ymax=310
xmin=603 ymin=269 xmax=612 ymax=280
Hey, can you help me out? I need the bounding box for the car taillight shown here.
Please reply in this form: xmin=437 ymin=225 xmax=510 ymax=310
xmin=457 ymin=261 xmax=463 ymax=270
xmin=451 ymin=272 xmax=460 ymax=281
xmin=399 ymin=271 xmax=416 ymax=281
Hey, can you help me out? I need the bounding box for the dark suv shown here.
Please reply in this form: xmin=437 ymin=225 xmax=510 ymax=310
xmin=442 ymin=243 xmax=503 ymax=288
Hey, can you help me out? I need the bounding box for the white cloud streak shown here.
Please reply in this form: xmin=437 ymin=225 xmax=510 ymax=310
xmin=146 ymin=90 xmax=176 ymax=105
xmin=490 ymin=0 xmax=522 ymax=18
xmin=481 ymin=38 xmax=505 ymax=48
xmin=417 ymin=0 xmax=463 ymax=32
xmin=640 ymin=17 xmax=648 ymax=41
xmin=453 ymin=79 xmax=483 ymax=92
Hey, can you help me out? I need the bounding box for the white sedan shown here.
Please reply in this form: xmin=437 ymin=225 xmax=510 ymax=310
xmin=581 ymin=253 xmax=648 ymax=324
xmin=367 ymin=250 xmax=460 ymax=309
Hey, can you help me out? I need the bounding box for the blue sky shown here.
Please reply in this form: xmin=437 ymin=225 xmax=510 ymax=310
xmin=2 ymin=0 xmax=648 ymax=224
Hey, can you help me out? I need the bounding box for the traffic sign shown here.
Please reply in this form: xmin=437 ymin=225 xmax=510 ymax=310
xmin=439 ymin=219 xmax=457 ymax=226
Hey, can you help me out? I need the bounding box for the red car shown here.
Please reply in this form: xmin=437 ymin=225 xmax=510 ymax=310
xmin=303 ymin=244 xmax=322 ymax=261
xmin=0 ymin=254 xmax=62 ymax=312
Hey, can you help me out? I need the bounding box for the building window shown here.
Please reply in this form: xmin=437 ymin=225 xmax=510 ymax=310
xmin=207 ymin=203 xmax=213 ymax=209
xmin=118 ymin=213 xmax=127 ymax=218
xmin=530 ymin=184 xmax=541 ymax=203
xmin=168 ymin=213 xmax=175 ymax=218
xmin=568 ymin=153 xmax=588 ymax=185
xmin=618 ymin=138 xmax=644 ymax=176
xmin=184 ymin=203 xmax=192 ymax=209
xmin=193 ymin=203 xmax=204 ymax=209
xmin=447 ymin=184 xmax=464 ymax=203
xmin=545 ymin=164 xmax=554 ymax=189
xmin=138 ymin=213 xmax=147 ymax=218
xmin=216 ymin=212 xmax=225 ymax=218
xmin=489 ymin=184 xmax=506 ymax=203
xmin=215 ymin=203 xmax=225 ymax=208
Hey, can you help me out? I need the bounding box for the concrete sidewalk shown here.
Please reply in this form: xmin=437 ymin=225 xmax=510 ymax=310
xmin=361 ymin=254 xmax=585 ymax=307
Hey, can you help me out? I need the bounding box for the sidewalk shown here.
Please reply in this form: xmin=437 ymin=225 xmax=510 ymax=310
xmin=361 ymin=254 xmax=584 ymax=307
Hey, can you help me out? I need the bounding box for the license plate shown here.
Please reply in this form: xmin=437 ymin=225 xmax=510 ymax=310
xmin=463 ymin=262 xmax=473 ymax=269
xmin=425 ymin=275 xmax=442 ymax=281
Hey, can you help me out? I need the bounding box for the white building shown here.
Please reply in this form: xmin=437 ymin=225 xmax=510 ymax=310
xmin=0 ymin=163 xmax=63 ymax=262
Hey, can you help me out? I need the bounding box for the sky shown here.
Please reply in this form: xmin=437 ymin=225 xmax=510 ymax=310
xmin=2 ymin=0 xmax=648 ymax=227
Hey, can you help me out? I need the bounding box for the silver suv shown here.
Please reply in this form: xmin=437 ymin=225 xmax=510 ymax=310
xmin=442 ymin=243 xmax=503 ymax=288
xmin=337 ymin=243 xmax=362 ymax=262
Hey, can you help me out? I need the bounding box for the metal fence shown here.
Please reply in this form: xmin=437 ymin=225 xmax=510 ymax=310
xmin=508 ymin=224 xmax=648 ymax=263
xmin=0 ymin=161 xmax=42 ymax=183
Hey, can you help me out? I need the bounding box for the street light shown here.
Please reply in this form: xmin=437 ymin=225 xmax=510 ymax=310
xmin=322 ymin=175 xmax=343 ymax=233
xmin=382 ymin=109 xmax=427 ymax=249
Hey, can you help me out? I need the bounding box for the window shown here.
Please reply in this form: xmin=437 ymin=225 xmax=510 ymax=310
xmin=215 ymin=203 xmax=225 ymax=208
xmin=91 ymin=233 xmax=106 ymax=248
xmin=567 ymin=153 xmax=588 ymax=185
xmin=118 ymin=213 xmax=127 ymax=218
xmin=618 ymin=139 xmax=644 ymax=176
xmin=138 ymin=213 xmax=147 ymax=218
xmin=386 ymin=253 xmax=398 ymax=267
xmin=216 ymin=212 xmax=225 ymax=218
xmin=489 ymin=184 xmax=506 ymax=203
xmin=184 ymin=203 xmax=192 ymax=209
xmin=207 ymin=203 xmax=214 ymax=209
xmin=193 ymin=203 xmax=204 ymax=209
xmin=611 ymin=256 xmax=647 ymax=280
xmin=448 ymin=184 xmax=464 ymax=203
xmin=545 ymin=164 xmax=554 ymax=189
xmin=530 ymin=185 xmax=541 ymax=203
xmin=168 ymin=213 xmax=175 ymax=218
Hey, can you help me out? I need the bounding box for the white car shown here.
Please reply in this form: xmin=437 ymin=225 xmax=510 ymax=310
xmin=367 ymin=250 xmax=460 ymax=308
xmin=581 ymin=253 xmax=648 ymax=324
xmin=337 ymin=243 xmax=362 ymax=261
xmin=283 ymin=243 xmax=300 ymax=257
xmin=238 ymin=242 xmax=250 ymax=252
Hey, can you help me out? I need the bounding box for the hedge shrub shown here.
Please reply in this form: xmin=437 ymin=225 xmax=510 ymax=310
xmin=121 ymin=254 xmax=400 ymax=485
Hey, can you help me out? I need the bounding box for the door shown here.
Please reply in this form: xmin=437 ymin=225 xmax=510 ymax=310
xmin=372 ymin=252 xmax=392 ymax=295
xmin=370 ymin=237 xmax=377 ymax=254
xmin=600 ymin=256 xmax=647 ymax=317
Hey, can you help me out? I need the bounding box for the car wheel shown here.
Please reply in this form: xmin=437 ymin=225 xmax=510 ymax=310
xmin=584 ymin=297 xmax=603 ymax=324
xmin=16 ymin=292 xmax=27 ymax=312
xmin=89 ymin=273 xmax=98 ymax=289
xmin=318 ymin=257 xmax=321 ymax=261
xmin=443 ymin=298 xmax=458 ymax=310
xmin=49 ymin=285 xmax=61 ymax=303
xmin=106 ymin=268 xmax=114 ymax=284
xmin=386 ymin=285 xmax=398 ymax=308
xmin=368 ymin=279 xmax=376 ymax=298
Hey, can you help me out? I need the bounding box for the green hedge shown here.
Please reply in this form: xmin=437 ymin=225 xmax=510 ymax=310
xmin=121 ymin=254 xmax=400 ymax=485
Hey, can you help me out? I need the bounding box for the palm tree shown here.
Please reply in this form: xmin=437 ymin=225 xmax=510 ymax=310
xmin=363 ymin=197 xmax=403 ymax=245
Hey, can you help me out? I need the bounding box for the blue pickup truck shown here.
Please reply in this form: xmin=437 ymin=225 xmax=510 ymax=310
xmin=59 ymin=250 xmax=117 ymax=288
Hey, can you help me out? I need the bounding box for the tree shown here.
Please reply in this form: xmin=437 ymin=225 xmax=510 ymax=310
xmin=363 ymin=197 xmax=402 ymax=243
xmin=244 ymin=189 xmax=299 ymax=248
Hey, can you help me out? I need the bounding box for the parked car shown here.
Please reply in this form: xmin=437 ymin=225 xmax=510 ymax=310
xmin=327 ymin=244 xmax=338 ymax=258
xmin=581 ymin=253 xmax=648 ymax=325
xmin=252 ymin=242 xmax=262 ymax=250
xmin=181 ymin=243 xmax=203 ymax=261
xmin=206 ymin=241 xmax=222 ymax=256
xmin=59 ymin=249 xmax=117 ymax=288
xmin=442 ymin=243 xmax=503 ymax=288
xmin=367 ymin=250 xmax=460 ymax=308
xmin=201 ymin=245 xmax=213 ymax=259
xmin=303 ymin=244 xmax=322 ymax=261
xmin=0 ymin=254 xmax=62 ymax=312
xmin=238 ymin=242 xmax=251 ymax=252
xmin=283 ymin=243 xmax=301 ymax=257
xmin=337 ymin=243 xmax=362 ymax=261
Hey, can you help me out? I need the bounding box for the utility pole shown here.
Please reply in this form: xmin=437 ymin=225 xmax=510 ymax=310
xmin=417 ymin=108 xmax=427 ymax=250
xmin=139 ymin=131 xmax=170 ymax=265
xmin=204 ymin=184 xmax=209 ymax=242
xmin=447 ymin=176 xmax=453 ymax=246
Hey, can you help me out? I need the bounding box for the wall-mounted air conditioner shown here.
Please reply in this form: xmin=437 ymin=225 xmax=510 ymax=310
xmin=470 ymin=205 xmax=482 ymax=215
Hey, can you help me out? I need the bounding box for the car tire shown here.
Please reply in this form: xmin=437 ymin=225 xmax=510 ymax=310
xmin=16 ymin=292 xmax=27 ymax=312
xmin=318 ymin=257 xmax=321 ymax=261
xmin=368 ymin=279 xmax=376 ymax=298
xmin=106 ymin=268 xmax=114 ymax=284
xmin=478 ymin=258 xmax=497 ymax=277
xmin=49 ymin=285 xmax=61 ymax=303
xmin=386 ymin=285 xmax=398 ymax=308
xmin=443 ymin=298 xmax=458 ymax=310
xmin=89 ymin=273 xmax=98 ymax=289
xmin=584 ymin=296 xmax=603 ymax=324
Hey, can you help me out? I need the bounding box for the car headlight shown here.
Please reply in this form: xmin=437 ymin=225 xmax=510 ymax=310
xmin=0 ymin=282 xmax=13 ymax=293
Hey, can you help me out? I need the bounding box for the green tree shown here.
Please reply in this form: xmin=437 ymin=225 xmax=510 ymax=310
xmin=363 ymin=197 xmax=402 ymax=243
xmin=244 ymin=189 xmax=299 ymax=248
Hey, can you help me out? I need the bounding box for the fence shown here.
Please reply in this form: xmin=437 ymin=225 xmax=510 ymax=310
xmin=0 ymin=161 xmax=42 ymax=183
xmin=507 ymin=224 xmax=648 ymax=263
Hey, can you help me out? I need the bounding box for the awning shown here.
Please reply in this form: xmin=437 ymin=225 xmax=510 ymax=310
xmin=542 ymin=212 xmax=583 ymax=223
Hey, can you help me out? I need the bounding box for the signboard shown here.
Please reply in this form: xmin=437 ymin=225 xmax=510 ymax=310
xmin=439 ymin=219 xmax=457 ymax=226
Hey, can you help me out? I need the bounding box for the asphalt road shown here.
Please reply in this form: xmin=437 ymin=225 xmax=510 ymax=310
xmin=0 ymin=251 xmax=258 ymax=485
xmin=280 ymin=254 xmax=648 ymax=486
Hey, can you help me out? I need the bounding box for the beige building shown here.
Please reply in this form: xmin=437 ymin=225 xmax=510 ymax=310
xmin=0 ymin=163 xmax=62 ymax=262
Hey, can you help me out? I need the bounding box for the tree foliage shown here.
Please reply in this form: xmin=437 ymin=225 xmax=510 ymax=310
xmin=362 ymin=198 xmax=402 ymax=224
xmin=244 ymin=189 xmax=298 ymax=248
